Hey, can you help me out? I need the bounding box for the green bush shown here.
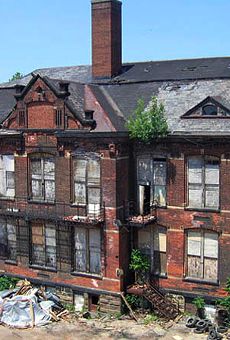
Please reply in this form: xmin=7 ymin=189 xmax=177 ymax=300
xmin=193 ymin=297 xmax=205 ymax=309
xmin=129 ymin=249 xmax=150 ymax=273
xmin=0 ymin=276 xmax=19 ymax=291
xmin=126 ymin=96 xmax=169 ymax=143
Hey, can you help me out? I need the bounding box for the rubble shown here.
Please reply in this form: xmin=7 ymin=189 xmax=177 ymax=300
xmin=0 ymin=279 xmax=69 ymax=328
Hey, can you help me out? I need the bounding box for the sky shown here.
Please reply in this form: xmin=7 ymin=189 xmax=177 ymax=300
xmin=0 ymin=0 xmax=230 ymax=82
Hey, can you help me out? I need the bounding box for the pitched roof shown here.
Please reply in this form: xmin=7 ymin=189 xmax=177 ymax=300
xmin=0 ymin=88 xmax=17 ymax=123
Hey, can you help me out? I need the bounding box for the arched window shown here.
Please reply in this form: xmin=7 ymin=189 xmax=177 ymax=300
xmin=186 ymin=230 xmax=218 ymax=282
xmin=202 ymin=104 xmax=218 ymax=116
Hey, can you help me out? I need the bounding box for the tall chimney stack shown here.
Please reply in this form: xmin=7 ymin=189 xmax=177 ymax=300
xmin=91 ymin=0 xmax=122 ymax=79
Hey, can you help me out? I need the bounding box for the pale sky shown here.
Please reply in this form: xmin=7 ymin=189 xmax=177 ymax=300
xmin=0 ymin=0 xmax=230 ymax=82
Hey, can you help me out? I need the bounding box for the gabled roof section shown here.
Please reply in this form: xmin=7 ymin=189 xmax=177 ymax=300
xmin=0 ymin=88 xmax=17 ymax=123
xmin=181 ymin=96 xmax=230 ymax=119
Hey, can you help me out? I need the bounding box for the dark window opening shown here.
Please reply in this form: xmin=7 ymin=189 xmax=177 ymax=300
xmin=18 ymin=110 xmax=26 ymax=126
xmin=0 ymin=219 xmax=17 ymax=262
xmin=85 ymin=111 xmax=94 ymax=120
xmin=202 ymin=104 xmax=218 ymax=116
xmin=139 ymin=185 xmax=150 ymax=215
xmin=55 ymin=110 xmax=63 ymax=127
xmin=89 ymin=294 xmax=99 ymax=311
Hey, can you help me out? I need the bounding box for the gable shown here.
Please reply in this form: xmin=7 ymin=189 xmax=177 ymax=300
xmin=181 ymin=96 xmax=230 ymax=119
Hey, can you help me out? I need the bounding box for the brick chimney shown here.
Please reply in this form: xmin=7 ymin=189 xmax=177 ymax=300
xmin=91 ymin=0 xmax=122 ymax=79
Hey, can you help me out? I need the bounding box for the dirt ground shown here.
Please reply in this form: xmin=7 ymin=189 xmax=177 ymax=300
xmin=0 ymin=316 xmax=214 ymax=340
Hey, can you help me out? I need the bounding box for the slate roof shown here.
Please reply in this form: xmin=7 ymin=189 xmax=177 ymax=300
xmin=2 ymin=57 xmax=230 ymax=134
xmin=0 ymin=88 xmax=17 ymax=123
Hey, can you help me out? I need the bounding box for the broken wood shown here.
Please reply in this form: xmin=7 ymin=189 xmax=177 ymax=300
xmin=120 ymin=292 xmax=138 ymax=322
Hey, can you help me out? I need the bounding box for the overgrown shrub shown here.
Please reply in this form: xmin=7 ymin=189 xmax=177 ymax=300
xmin=0 ymin=276 xmax=19 ymax=291
xmin=126 ymin=96 xmax=169 ymax=143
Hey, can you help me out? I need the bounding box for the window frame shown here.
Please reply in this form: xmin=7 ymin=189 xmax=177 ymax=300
xmin=55 ymin=109 xmax=63 ymax=128
xmin=138 ymin=225 xmax=167 ymax=277
xmin=187 ymin=155 xmax=220 ymax=210
xmin=0 ymin=219 xmax=17 ymax=263
xmin=137 ymin=157 xmax=167 ymax=212
xmin=0 ymin=154 xmax=15 ymax=199
xmin=29 ymin=154 xmax=55 ymax=203
xmin=72 ymin=155 xmax=101 ymax=213
xmin=30 ymin=223 xmax=57 ymax=270
xmin=73 ymin=226 xmax=102 ymax=275
xmin=185 ymin=229 xmax=219 ymax=284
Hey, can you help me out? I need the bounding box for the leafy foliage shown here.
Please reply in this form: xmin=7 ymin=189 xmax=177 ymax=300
xmin=126 ymin=96 xmax=169 ymax=143
xmin=0 ymin=276 xmax=19 ymax=291
xmin=143 ymin=313 xmax=158 ymax=325
xmin=192 ymin=297 xmax=205 ymax=309
xmin=125 ymin=294 xmax=145 ymax=310
xmin=9 ymin=72 xmax=24 ymax=82
xmin=129 ymin=249 xmax=150 ymax=273
xmin=216 ymin=277 xmax=230 ymax=311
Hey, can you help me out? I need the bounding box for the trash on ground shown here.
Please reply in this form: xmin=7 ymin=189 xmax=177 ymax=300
xmin=0 ymin=279 xmax=69 ymax=328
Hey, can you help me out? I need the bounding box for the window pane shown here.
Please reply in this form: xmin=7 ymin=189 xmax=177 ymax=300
xmin=88 ymin=187 xmax=100 ymax=205
xmin=138 ymin=229 xmax=151 ymax=256
xmin=154 ymin=161 xmax=166 ymax=185
xmin=154 ymin=251 xmax=166 ymax=275
xmin=188 ymin=186 xmax=203 ymax=208
xmin=0 ymin=155 xmax=15 ymax=197
xmin=33 ymin=244 xmax=45 ymax=266
xmin=154 ymin=186 xmax=166 ymax=206
xmin=204 ymin=258 xmax=218 ymax=281
xmin=88 ymin=159 xmax=100 ymax=185
xmin=89 ymin=250 xmax=101 ymax=274
xmin=0 ymin=220 xmax=7 ymax=258
xmin=187 ymin=231 xmax=201 ymax=256
xmin=138 ymin=158 xmax=151 ymax=183
xmin=187 ymin=255 xmax=202 ymax=278
xmin=74 ymin=183 xmax=86 ymax=204
xmin=89 ymin=228 xmax=101 ymax=274
xmin=188 ymin=158 xmax=202 ymax=184
xmin=74 ymin=159 xmax=87 ymax=182
xmin=45 ymin=180 xmax=55 ymax=201
xmin=46 ymin=246 xmax=56 ymax=268
xmin=44 ymin=159 xmax=55 ymax=179
xmin=75 ymin=228 xmax=87 ymax=272
xmin=205 ymin=162 xmax=219 ymax=185
xmin=6 ymin=171 xmax=15 ymax=189
xmin=204 ymin=232 xmax=218 ymax=258
xmin=32 ymin=179 xmax=43 ymax=198
xmin=205 ymin=187 xmax=219 ymax=209
xmin=75 ymin=250 xmax=87 ymax=272
xmin=154 ymin=227 xmax=166 ymax=252
xmin=31 ymin=159 xmax=42 ymax=177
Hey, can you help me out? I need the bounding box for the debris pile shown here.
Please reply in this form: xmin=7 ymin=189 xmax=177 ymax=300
xmin=0 ymin=279 xmax=69 ymax=328
xmin=128 ymin=214 xmax=156 ymax=224
xmin=186 ymin=316 xmax=229 ymax=339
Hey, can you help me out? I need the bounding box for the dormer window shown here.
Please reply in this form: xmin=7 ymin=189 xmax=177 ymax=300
xmin=85 ymin=110 xmax=94 ymax=120
xmin=202 ymin=104 xmax=218 ymax=116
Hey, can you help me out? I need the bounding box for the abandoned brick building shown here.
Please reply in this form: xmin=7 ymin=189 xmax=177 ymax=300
xmin=0 ymin=0 xmax=230 ymax=313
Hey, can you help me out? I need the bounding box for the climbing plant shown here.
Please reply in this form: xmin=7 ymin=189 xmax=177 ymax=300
xmin=126 ymin=96 xmax=169 ymax=143
xmin=129 ymin=249 xmax=150 ymax=283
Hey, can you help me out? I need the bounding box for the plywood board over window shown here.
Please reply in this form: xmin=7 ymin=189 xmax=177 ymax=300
xmin=31 ymin=223 xmax=56 ymax=268
xmin=74 ymin=227 xmax=101 ymax=275
xmin=73 ymin=156 xmax=101 ymax=216
xmin=30 ymin=156 xmax=55 ymax=202
xmin=186 ymin=230 xmax=218 ymax=282
xmin=188 ymin=156 xmax=219 ymax=210
xmin=0 ymin=155 xmax=15 ymax=198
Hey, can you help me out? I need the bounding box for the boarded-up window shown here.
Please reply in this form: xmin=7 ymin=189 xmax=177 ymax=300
xmin=31 ymin=223 xmax=56 ymax=268
xmin=73 ymin=157 xmax=101 ymax=215
xmin=186 ymin=230 xmax=218 ymax=282
xmin=0 ymin=219 xmax=17 ymax=262
xmin=74 ymin=227 xmax=101 ymax=274
xmin=31 ymin=156 xmax=55 ymax=202
xmin=137 ymin=158 xmax=166 ymax=212
xmin=188 ymin=156 xmax=219 ymax=209
xmin=0 ymin=155 xmax=15 ymax=198
xmin=138 ymin=225 xmax=167 ymax=275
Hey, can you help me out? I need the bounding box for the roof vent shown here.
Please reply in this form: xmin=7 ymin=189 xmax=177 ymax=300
xmin=59 ymin=82 xmax=69 ymax=93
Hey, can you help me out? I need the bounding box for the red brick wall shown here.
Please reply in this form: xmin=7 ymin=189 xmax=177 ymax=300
xmin=92 ymin=0 xmax=122 ymax=78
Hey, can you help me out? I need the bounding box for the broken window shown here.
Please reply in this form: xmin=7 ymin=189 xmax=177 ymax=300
xmin=0 ymin=219 xmax=17 ymax=262
xmin=188 ymin=156 xmax=219 ymax=209
xmin=73 ymin=157 xmax=101 ymax=215
xmin=137 ymin=158 xmax=166 ymax=213
xmin=186 ymin=230 xmax=218 ymax=282
xmin=74 ymin=227 xmax=101 ymax=275
xmin=30 ymin=156 xmax=55 ymax=202
xmin=31 ymin=223 xmax=56 ymax=268
xmin=0 ymin=155 xmax=15 ymax=198
xmin=138 ymin=226 xmax=167 ymax=276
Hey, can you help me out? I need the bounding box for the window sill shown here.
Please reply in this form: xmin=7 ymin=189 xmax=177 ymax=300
xmin=27 ymin=200 xmax=55 ymax=206
xmin=184 ymin=207 xmax=220 ymax=213
xmin=0 ymin=197 xmax=15 ymax=201
xmin=183 ymin=277 xmax=219 ymax=286
xmin=153 ymin=273 xmax=168 ymax=279
xmin=70 ymin=203 xmax=86 ymax=208
xmin=29 ymin=265 xmax=57 ymax=273
xmin=71 ymin=271 xmax=102 ymax=280
xmin=5 ymin=260 xmax=17 ymax=266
